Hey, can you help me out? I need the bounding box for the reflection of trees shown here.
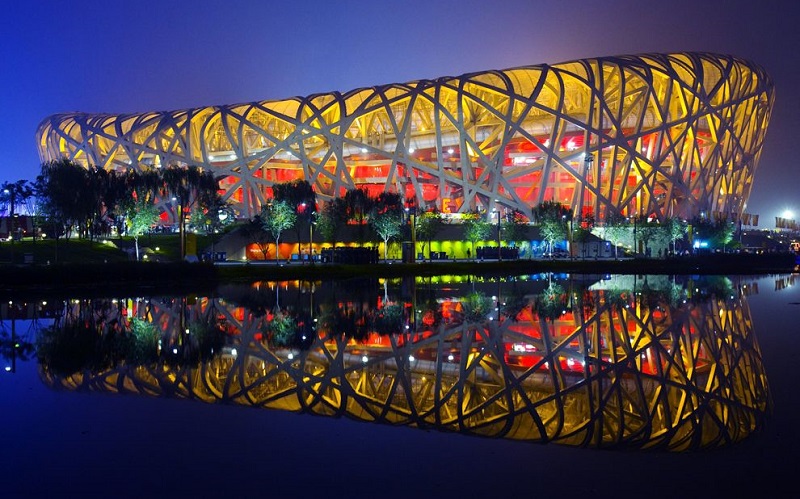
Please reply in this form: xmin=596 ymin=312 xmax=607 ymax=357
xmin=0 ymin=329 xmax=35 ymax=366
xmin=38 ymin=275 xmax=770 ymax=451
xmin=500 ymin=283 xmax=530 ymax=322
xmin=372 ymin=302 xmax=405 ymax=335
xmin=414 ymin=280 xmax=442 ymax=331
xmin=1 ymin=304 xmax=37 ymax=372
xmin=36 ymin=300 xmax=130 ymax=376
xmin=531 ymin=282 xmax=567 ymax=322
xmin=35 ymin=298 xmax=228 ymax=375
xmin=460 ymin=292 xmax=493 ymax=323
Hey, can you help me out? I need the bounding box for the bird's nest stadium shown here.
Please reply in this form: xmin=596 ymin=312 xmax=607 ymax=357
xmin=37 ymin=52 xmax=774 ymax=222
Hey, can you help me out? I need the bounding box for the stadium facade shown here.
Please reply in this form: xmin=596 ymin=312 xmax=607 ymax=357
xmin=37 ymin=52 xmax=774 ymax=222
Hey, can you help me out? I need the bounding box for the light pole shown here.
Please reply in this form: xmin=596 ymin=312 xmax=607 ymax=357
xmin=494 ymin=208 xmax=502 ymax=261
xmin=309 ymin=214 xmax=316 ymax=264
xmin=562 ymin=213 xmax=573 ymax=259
xmin=172 ymin=197 xmax=185 ymax=260
xmin=405 ymin=206 xmax=417 ymax=263
xmin=213 ymin=209 xmax=228 ymax=260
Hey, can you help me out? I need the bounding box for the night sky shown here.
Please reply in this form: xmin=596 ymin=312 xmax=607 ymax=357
xmin=2 ymin=0 xmax=797 ymax=224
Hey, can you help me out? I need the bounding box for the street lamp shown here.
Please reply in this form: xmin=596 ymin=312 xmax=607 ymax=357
xmin=564 ymin=212 xmax=574 ymax=259
xmin=494 ymin=210 xmax=502 ymax=261
xmin=309 ymin=213 xmax=317 ymax=264
xmin=404 ymin=206 xmax=417 ymax=263
xmin=494 ymin=199 xmax=502 ymax=261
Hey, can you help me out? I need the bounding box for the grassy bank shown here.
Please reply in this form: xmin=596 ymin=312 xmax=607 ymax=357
xmin=1 ymin=237 xmax=795 ymax=298
xmin=1 ymin=251 xmax=794 ymax=297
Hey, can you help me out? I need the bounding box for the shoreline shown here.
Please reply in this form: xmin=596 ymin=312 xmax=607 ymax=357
xmin=0 ymin=253 xmax=795 ymax=298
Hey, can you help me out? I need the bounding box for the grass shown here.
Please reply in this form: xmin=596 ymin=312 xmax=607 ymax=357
xmin=0 ymin=233 xmax=216 ymax=264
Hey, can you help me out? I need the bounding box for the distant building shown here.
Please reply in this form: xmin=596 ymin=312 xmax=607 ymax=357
xmin=37 ymin=52 xmax=773 ymax=222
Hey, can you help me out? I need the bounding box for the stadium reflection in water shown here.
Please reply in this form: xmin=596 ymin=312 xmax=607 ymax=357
xmin=36 ymin=274 xmax=770 ymax=451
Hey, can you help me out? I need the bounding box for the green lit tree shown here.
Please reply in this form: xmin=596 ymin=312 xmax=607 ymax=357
xmin=125 ymin=198 xmax=160 ymax=261
xmin=273 ymin=179 xmax=317 ymax=253
xmin=415 ymin=210 xmax=444 ymax=261
xmin=501 ymin=209 xmax=528 ymax=254
xmin=463 ymin=211 xmax=491 ymax=260
xmin=261 ymin=200 xmax=297 ymax=261
xmin=317 ymin=198 xmax=348 ymax=248
xmin=602 ymin=213 xmax=630 ymax=259
xmin=533 ymin=201 xmax=571 ymax=257
xmin=664 ymin=218 xmax=688 ymax=255
xmin=370 ymin=192 xmax=404 ymax=260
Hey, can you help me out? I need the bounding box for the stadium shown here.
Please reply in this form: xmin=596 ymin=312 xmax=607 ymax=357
xmin=37 ymin=52 xmax=774 ymax=223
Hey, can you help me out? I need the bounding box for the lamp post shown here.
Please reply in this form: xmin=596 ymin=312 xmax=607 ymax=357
xmin=404 ymin=206 xmax=416 ymax=263
xmin=2 ymin=188 xmax=14 ymax=263
xmin=172 ymin=197 xmax=185 ymax=260
xmin=561 ymin=213 xmax=573 ymax=259
xmin=212 ymin=209 xmax=228 ymax=260
xmin=494 ymin=207 xmax=502 ymax=261
xmin=309 ymin=214 xmax=316 ymax=264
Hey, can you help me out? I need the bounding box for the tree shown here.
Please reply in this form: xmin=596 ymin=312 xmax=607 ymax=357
xmin=36 ymin=158 xmax=92 ymax=242
xmin=371 ymin=212 xmax=403 ymax=260
xmin=415 ymin=210 xmax=444 ymax=261
xmin=88 ymin=166 xmax=134 ymax=240
xmin=463 ymin=211 xmax=491 ymax=260
xmin=245 ymin=216 xmax=272 ymax=259
xmin=261 ymin=200 xmax=297 ymax=261
xmin=369 ymin=191 xmax=404 ymax=260
xmin=273 ymin=179 xmax=317 ymax=252
xmin=125 ymin=198 xmax=160 ymax=261
xmin=691 ymin=216 xmax=735 ymax=251
xmin=189 ymin=196 xmax=235 ymax=258
xmin=161 ymin=165 xmax=219 ymax=259
xmin=636 ymin=220 xmax=661 ymax=257
xmin=602 ymin=213 xmax=630 ymax=259
xmin=1 ymin=179 xmax=34 ymax=244
xmin=343 ymin=187 xmax=374 ymax=245
xmin=317 ymin=198 xmax=348 ymax=248
xmin=664 ymin=218 xmax=688 ymax=255
xmin=532 ymin=201 xmax=571 ymax=257
xmin=501 ymin=209 xmax=528 ymax=249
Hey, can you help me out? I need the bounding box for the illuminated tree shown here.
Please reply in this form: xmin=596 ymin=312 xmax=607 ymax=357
xmin=463 ymin=211 xmax=491 ymax=260
xmin=317 ymin=198 xmax=348 ymax=248
xmin=501 ymin=209 xmax=528 ymax=250
xmin=533 ymin=201 xmax=571 ymax=257
xmin=369 ymin=192 xmax=403 ymax=260
xmin=125 ymin=198 xmax=160 ymax=261
xmin=261 ymin=200 xmax=297 ymax=261
xmin=414 ymin=210 xmax=444 ymax=261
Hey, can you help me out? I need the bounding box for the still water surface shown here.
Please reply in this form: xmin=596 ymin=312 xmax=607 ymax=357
xmin=1 ymin=273 xmax=798 ymax=498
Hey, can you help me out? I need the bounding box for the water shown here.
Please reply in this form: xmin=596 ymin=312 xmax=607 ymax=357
xmin=1 ymin=273 xmax=798 ymax=498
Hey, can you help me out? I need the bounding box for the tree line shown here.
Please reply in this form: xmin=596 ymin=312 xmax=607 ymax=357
xmin=1 ymin=159 xmax=737 ymax=261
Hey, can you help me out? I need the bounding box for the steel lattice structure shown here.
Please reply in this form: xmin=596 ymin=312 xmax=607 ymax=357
xmin=36 ymin=52 xmax=773 ymax=221
xmin=40 ymin=276 xmax=770 ymax=450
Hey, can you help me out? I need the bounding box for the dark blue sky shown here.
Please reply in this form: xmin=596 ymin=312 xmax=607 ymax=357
xmin=2 ymin=0 xmax=797 ymax=223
